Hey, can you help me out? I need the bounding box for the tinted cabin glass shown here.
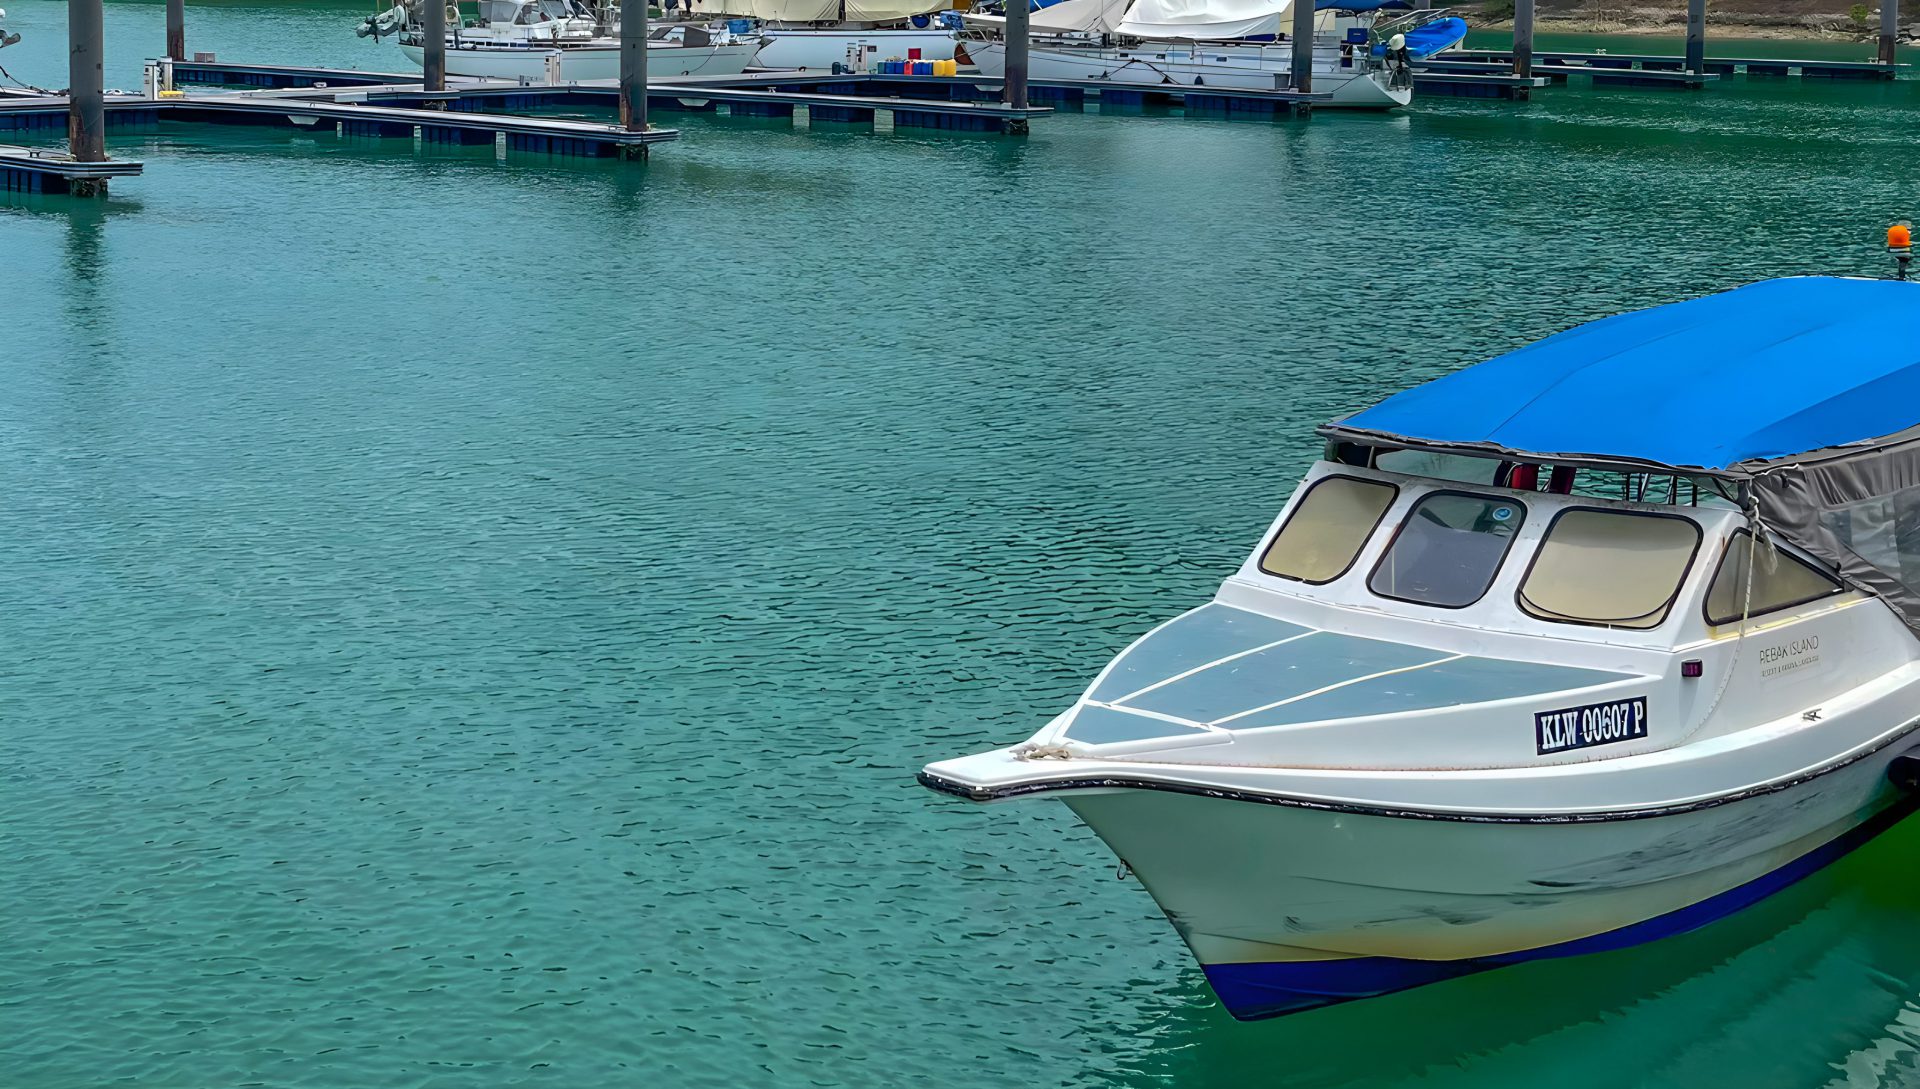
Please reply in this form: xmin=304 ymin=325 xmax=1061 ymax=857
xmin=1369 ymin=493 xmax=1525 ymax=608
xmin=1519 ymin=510 xmax=1701 ymax=629
xmin=1818 ymin=489 xmax=1920 ymax=594
xmin=1259 ymin=476 xmax=1398 ymax=584
xmin=1705 ymin=531 xmax=1844 ymax=625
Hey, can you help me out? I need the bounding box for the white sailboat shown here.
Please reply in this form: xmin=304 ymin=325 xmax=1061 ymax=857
xmin=961 ymin=0 xmax=1416 ymax=108
xmin=363 ymin=0 xmax=764 ymax=81
xmin=708 ymin=0 xmax=961 ymax=70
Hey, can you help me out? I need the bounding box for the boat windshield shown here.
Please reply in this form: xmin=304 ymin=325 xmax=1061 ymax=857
xmin=476 ymin=0 xmax=519 ymax=22
xmin=1368 ymin=492 xmax=1525 ymax=608
xmin=1518 ymin=509 xmax=1701 ymax=629
xmin=1259 ymin=475 xmax=1399 ymax=584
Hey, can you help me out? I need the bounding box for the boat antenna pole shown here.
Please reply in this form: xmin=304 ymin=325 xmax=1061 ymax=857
xmin=1890 ymin=222 xmax=1913 ymax=281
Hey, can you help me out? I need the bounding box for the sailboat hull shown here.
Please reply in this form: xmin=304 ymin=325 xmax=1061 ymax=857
xmin=397 ymin=39 xmax=759 ymax=80
xmin=753 ymin=26 xmax=960 ymax=70
xmin=965 ymin=39 xmax=1410 ymax=108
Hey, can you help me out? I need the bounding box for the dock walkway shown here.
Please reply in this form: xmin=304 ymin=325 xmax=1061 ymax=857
xmin=1443 ymin=49 xmax=1903 ymax=79
xmin=0 ymin=91 xmax=679 ymax=156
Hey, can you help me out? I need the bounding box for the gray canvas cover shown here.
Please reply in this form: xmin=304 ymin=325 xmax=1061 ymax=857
xmin=1746 ymin=435 xmax=1920 ymax=632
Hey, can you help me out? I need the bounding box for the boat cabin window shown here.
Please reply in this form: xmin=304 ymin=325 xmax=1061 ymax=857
xmin=1704 ymin=530 xmax=1845 ymax=626
xmin=1517 ymin=509 xmax=1701 ymax=629
xmin=1368 ymin=492 xmax=1525 ymax=608
xmin=1258 ymin=475 xmax=1398 ymax=584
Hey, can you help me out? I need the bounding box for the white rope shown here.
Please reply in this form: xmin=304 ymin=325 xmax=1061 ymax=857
xmin=1012 ymin=742 xmax=1076 ymax=761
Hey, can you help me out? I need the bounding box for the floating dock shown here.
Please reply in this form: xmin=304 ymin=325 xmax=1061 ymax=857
xmin=0 ymin=91 xmax=679 ymax=157
xmin=169 ymin=60 xmax=1319 ymax=122
xmin=1444 ymin=49 xmax=1903 ymax=80
xmin=0 ymin=142 xmax=144 ymax=193
xmin=360 ymin=75 xmax=1056 ymax=131
xmin=1410 ymin=68 xmax=1554 ymax=99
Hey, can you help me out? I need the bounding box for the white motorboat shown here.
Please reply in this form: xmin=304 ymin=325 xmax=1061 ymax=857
xmin=959 ymin=0 xmax=1464 ymax=108
xmin=367 ymin=0 xmax=763 ymax=80
xmin=921 ymin=275 xmax=1920 ymax=1020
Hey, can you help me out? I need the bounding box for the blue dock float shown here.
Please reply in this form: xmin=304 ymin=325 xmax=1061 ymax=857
xmin=0 ymin=142 xmax=143 ymax=193
xmin=166 ymin=59 xmax=408 ymax=89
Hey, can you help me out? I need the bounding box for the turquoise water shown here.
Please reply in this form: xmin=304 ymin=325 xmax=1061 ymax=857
xmin=6 ymin=4 xmax=1920 ymax=1085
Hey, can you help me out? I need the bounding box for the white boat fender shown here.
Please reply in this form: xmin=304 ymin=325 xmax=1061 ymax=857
xmin=1888 ymin=749 xmax=1920 ymax=793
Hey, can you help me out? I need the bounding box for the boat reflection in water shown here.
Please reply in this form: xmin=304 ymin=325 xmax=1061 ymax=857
xmin=922 ymin=276 xmax=1920 ymax=1021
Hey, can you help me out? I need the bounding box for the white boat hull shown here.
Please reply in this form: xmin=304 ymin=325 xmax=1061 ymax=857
xmin=752 ymin=26 xmax=960 ymax=70
xmin=965 ymin=38 xmax=1410 ymax=108
xmin=925 ymin=736 xmax=1917 ymax=1019
xmin=397 ymin=39 xmax=759 ymax=80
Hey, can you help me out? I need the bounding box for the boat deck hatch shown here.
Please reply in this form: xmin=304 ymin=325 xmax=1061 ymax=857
xmin=1064 ymin=604 xmax=1635 ymax=744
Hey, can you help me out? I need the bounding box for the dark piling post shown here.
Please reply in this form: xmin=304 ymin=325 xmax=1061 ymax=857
xmin=619 ymin=0 xmax=648 ymax=155
xmin=1004 ymin=0 xmax=1029 ymax=114
xmin=166 ymin=0 xmax=185 ymax=61
xmin=1881 ymin=0 xmax=1898 ymax=65
xmin=1511 ymin=0 xmax=1533 ymax=78
xmin=68 ymin=0 xmax=107 ymax=186
xmin=1684 ymin=0 xmax=1705 ymax=72
xmin=424 ymin=0 xmax=447 ymax=91
xmin=1290 ymin=0 xmax=1314 ymax=95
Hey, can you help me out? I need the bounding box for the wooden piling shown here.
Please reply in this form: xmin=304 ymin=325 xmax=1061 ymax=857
xmin=166 ymin=0 xmax=185 ymax=60
xmin=1004 ymin=0 xmax=1030 ymax=118
xmin=1290 ymin=0 xmax=1314 ymax=94
xmin=1511 ymin=0 xmax=1534 ymax=78
xmin=1685 ymin=0 xmax=1706 ymax=72
xmin=67 ymin=0 xmax=107 ymax=190
xmin=423 ymin=0 xmax=447 ymax=93
xmin=619 ymin=0 xmax=648 ymax=153
xmin=1882 ymin=0 xmax=1899 ymax=65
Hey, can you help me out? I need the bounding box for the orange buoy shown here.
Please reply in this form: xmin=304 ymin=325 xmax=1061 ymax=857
xmin=1890 ymin=223 xmax=1912 ymax=251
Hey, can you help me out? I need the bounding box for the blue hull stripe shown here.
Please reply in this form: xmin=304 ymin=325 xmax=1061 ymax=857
xmin=1203 ymin=797 xmax=1918 ymax=1020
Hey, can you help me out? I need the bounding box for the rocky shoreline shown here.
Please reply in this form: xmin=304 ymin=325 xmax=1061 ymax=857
xmin=1467 ymin=3 xmax=1919 ymax=40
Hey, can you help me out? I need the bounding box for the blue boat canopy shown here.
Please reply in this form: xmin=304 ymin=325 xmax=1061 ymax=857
xmin=1323 ymin=276 xmax=1920 ymax=631
xmin=1323 ymin=277 xmax=1920 ymax=476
